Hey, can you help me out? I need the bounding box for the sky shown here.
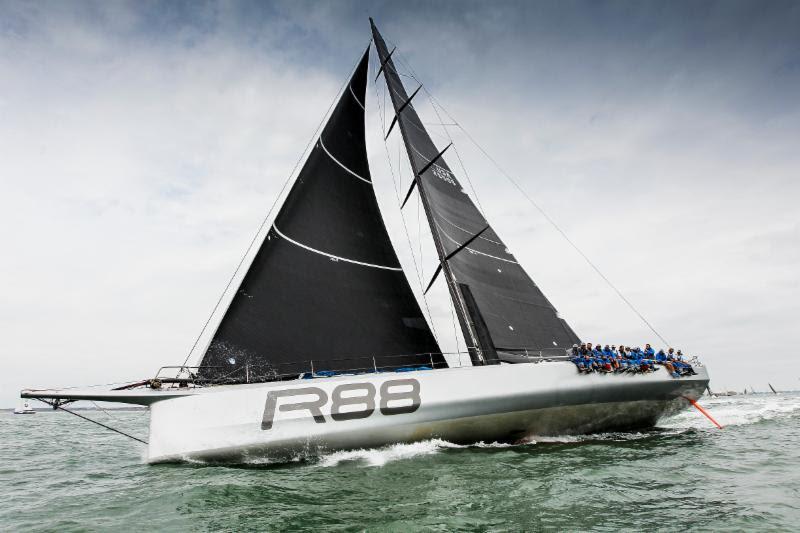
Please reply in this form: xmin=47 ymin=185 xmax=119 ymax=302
xmin=1 ymin=0 xmax=799 ymax=407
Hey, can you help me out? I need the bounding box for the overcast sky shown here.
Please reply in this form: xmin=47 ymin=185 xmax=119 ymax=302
xmin=1 ymin=0 xmax=798 ymax=407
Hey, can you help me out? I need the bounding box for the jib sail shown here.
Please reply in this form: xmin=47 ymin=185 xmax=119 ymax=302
xmin=370 ymin=19 xmax=580 ymax=364
xmin=199 ymin=47 xmax=444 ymax=383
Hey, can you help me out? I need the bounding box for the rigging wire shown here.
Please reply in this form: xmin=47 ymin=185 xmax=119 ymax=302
xmin=90 ymin=400 xmax=114 ymax=418
xmin=180 ymin=46 xmax=372 ymax=370
xmin=388 ymin=43 xmax=671 ymax=347
xmin=416 ymin=173 xmax=424 ymax=278
xmin=432 ymin=98 xmax=671 ymax=347
xmin=370 ymin=52 xmax=442 ymax=345
xmin=373 ymin=50 xmax=466 ymax=359
xmin=389 ymin=48 xmax=487 ymax=214
xmin=448 ymin=295 xmax=463 ymax=362
xmin=426 ymin=94 xmax=487 ymax=216
xmin=36 ymin=399 xmax=148 ymax=445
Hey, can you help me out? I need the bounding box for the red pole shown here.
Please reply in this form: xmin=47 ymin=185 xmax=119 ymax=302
xmin=683 ymin=396 xmax=723 ymax=429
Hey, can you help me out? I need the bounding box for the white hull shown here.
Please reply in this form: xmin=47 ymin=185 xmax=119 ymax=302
xmin=148 ymin=362 xmax=708 ymax=463
xmin=22 ymin=361 xmax=709 ymax=463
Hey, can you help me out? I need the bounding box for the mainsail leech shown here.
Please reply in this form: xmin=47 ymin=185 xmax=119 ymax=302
xmin=370 ymin=19 xmax=581 ymax=362
xmin=198 ymin=47 xmax=444 ymax=382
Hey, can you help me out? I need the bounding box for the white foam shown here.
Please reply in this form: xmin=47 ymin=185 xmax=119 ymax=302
xmin=660 ymin=393 xmax=800 ymax=429
xmin=528 ymin=435 xmax=582 ymax=444
xmin=471 ymin=440 xmax=522 ymax=448
xmin=314 ymin=438 xmax=556 ymax=467
xmin=317 ymin=438 xmax=465 ymax=467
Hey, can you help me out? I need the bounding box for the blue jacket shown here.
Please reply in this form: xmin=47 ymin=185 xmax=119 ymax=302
xmin=644 ymin=347 xmax=655 ymax=357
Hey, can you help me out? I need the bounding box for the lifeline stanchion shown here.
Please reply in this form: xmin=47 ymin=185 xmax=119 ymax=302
xmin=683 ymin=396 xmax=723 ymax=429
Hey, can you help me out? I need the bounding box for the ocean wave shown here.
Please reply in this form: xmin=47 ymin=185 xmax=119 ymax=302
xmin=659 ymin=393 xmax=800 ymax=429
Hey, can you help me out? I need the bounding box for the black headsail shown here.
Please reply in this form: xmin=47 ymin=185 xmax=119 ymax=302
xmin=370 ymin=20 xmax=580 ymax=364
xmin=199 ymin=47 xmax=445 ymax=383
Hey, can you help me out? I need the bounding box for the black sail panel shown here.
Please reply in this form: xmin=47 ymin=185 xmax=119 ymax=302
xmin=199 ymin=48 xmax=444 ymax=382
xmin=370 ymin=20 xmax=580 ymax=360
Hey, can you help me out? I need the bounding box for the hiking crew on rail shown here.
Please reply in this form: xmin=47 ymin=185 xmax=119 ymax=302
xmin=569 ymin=342 xmax=697 ymax=378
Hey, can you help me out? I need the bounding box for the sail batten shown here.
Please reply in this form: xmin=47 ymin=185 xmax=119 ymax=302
xmin=198 ymin=46 xmax=444 ymax=382
xmin=370 ymin=19 xmax=580 ymax=361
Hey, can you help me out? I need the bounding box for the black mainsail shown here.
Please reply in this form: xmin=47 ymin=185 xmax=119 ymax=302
xmin=199 ymin=48 xmax=444 ymax=383
xmin=370 ymin=20 xmax=580 ymax=364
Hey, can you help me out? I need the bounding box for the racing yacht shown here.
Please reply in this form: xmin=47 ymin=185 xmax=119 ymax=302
xmin=21 ymin=19 xmax=709 ymax=463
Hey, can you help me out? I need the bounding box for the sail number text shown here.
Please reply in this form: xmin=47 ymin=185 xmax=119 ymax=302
xmin=261 ymin=378 xmax=421 ymax=430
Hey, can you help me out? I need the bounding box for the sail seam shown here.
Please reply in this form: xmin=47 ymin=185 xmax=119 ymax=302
xmin=406 ymin=143 xmax=503 ymax=246
xmin=436 ymin=223 xmax=518 ymax=264
xmin=405 ymin=112 xmax=451 ymax=142
xmin=487 ymin=292 xmax=560 ymax=311
xmin=349 ymin=83 xmax=365 ymax=111
xmin=387 ymin=84 xmax=407 ymax=103
xmin=273 ymin=225 xmax=402 ymax=271
xmin=438 ymin=213 xmax=504 ymax=245
xmin=319 ymin=139 xmax=372 ymax=184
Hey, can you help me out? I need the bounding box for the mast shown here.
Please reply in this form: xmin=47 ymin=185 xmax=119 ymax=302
xmin=370 ymin=19 xmax=486 ymax=365
xmin=370 ymin=19 xmax=580 ymax=365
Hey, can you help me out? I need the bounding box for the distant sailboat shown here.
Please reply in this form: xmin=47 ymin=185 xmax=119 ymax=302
xmin=13 ymin=399 xmax=35 ymax=415
xmin=768 ymin=383 xmax=778 ymax=394
xmin=21 ymin=18 xmax=709 ymax=463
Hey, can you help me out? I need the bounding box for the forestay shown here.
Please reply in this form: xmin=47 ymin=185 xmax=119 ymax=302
xmin=199 ymin=48 xmax=445 ymax=383
xmin=370 ymin=20 xmax=580 ymax=362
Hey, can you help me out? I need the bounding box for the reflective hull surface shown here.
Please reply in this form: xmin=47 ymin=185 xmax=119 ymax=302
xmin=147 ymin=362 xmax=709 ymax=463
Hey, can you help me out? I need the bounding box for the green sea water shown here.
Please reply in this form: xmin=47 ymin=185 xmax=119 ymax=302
xmin=2 ymin=394 xmax=799 ymax=532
